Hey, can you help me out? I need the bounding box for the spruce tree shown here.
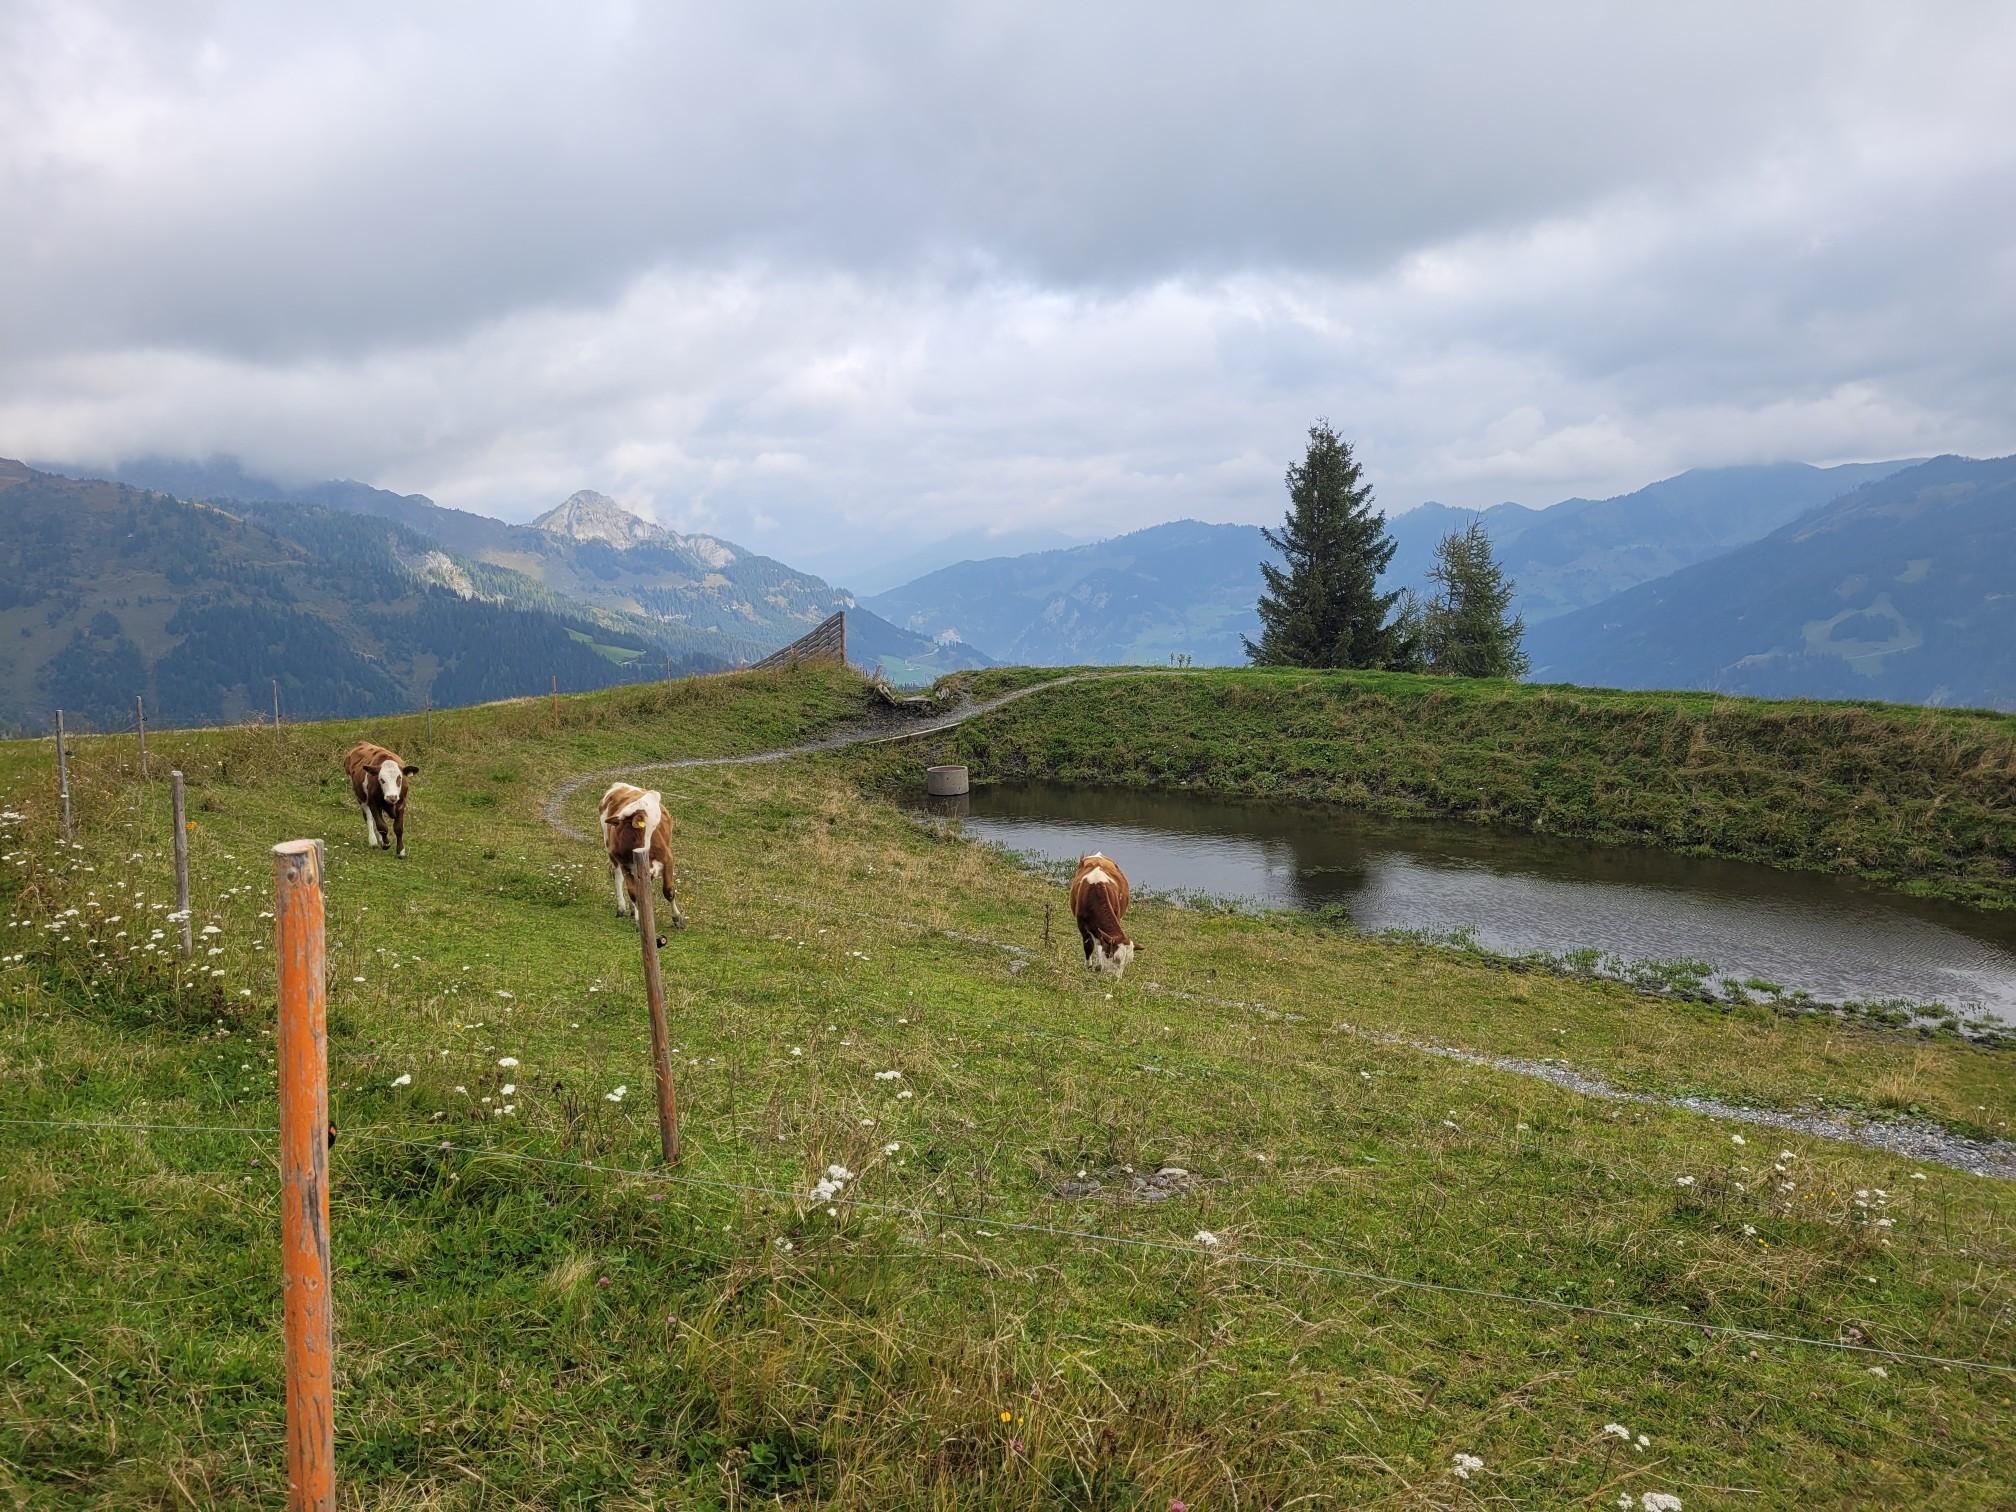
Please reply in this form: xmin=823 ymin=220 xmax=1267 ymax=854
xmin=1421 ymin=520 xmax=1529 ymax=678
xmin=1244 ymin=420 xmax=1405 ymax=668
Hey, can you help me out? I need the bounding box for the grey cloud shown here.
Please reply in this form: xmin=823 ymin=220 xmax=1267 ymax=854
xmin=6 ymin=1 xmax=1994 ymax=358
xmin=1 ymin=1 xmax=2013 ymax=559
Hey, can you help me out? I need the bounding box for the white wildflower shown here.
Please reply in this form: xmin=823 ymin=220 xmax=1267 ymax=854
xmin=1675 ymin=1175 xmax=1695 ymax=1187
xmin=881 ymin=1142 xmax=901 ymax=1155
xmin=1602 ymin=1423 xmax=1631 ymax=1441
xmin=1730 ymin=1134 xmax=1745 ymax=1145
xmin=497 ymin=1057 xmax=518 ymax=1068
xmin=1194 ymin=1231 xmax=1220 ymax=1247
xmin=1868 ymin=1365 xmax=1888 ymax=1378
xmin=1641 ymin=1494 xmax=1682 ymax=1512
xmin=874 ymin=1069 xmax=902 ymax=1081
xmin=201 ymin=924 xmax=221 ymax=936
xmin=501 ymin=1083 xmax=516 ymax=1096
xmin=391 ymin=1073 xmax=412 ymax=1087
xmin=605 ymin=1085 xmax=628 ymax=1102
xmin=1450 ymin=1453 xmax=1484 ymax=1480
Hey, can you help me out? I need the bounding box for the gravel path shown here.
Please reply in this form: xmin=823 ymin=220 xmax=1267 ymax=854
xmin=542 ymin=670 xmax=1148 ymax=840
xmin=1337 ymin=1023 xmax=2016 ymax=1179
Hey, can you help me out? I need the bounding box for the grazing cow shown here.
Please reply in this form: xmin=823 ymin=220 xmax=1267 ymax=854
xmin=1069 ymin=852 xmax=1137 ymax=978
xmin=599 ymin=782 xmax=686 ymax=929
xmin=343 ymin=741 xmax=418 ymax=858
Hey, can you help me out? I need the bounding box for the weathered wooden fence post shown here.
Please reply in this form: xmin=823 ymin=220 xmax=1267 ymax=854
xmin=54 ymin=709 xmax=73 ymax=843
xmin=1044 ymin=901 xmax=1053 ymax=950
xmin=171 ymin=771 xmax=193 ymax=958
xmin=630 ymin=847 xmax=681 ymax=1165
xmin=135 ymin=695 xmax=149 ymax=779
xmin=273 ymin=838 xmax=334 ymax=1511
xmin=550 ymin=674 xmax=559 ymax=722
xmin=272 ymin=679 xmax=282 ymax=730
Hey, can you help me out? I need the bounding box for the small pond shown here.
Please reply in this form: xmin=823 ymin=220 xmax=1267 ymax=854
xmin=930 ymin=781 xmax=2016 ymax=1024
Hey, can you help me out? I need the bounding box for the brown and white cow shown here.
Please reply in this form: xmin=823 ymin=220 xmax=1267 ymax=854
xmin=343 ymin=741 xmax=418 ymax=858
xmin=599 ymin=781 xmax=686 ymax=929
xmin=1069 ymin=852 xmax=1137 ymax=978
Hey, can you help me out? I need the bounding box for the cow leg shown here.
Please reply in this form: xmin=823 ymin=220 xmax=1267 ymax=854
xmin=393 ymin=806 xmax=406 ymax=859
xmin=612 ymin=862 xmax=630 ymax=916
xmin=362 ymin=801 xmax=380 ymax=848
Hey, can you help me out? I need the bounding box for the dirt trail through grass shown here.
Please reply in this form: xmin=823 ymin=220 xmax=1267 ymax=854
xmin=542 ymin=668 xmax=1152 ymax=838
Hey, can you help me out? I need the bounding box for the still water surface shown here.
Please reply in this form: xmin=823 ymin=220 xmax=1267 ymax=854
xmin=942 ymin=782 xmax=2016 ymax=1022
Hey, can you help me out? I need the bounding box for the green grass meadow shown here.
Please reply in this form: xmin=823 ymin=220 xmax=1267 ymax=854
xmin=2 ymin=665 xmax=2013 ymax=1507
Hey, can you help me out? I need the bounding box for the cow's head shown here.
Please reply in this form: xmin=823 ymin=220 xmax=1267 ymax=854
xmin=1087 ymin=936 xmax=1137 ymax=979
xmin=377 ymin=758 xmax=418 ymax=807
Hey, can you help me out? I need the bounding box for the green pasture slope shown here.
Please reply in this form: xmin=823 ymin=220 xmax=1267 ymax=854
xmin=2 ymin=664 xmax=2013 ymax=1507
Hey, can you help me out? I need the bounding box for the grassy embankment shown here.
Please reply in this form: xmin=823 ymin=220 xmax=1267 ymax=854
xmin=2 ymin=664 xmax=2013 ymax=1508
xmin=921 ymin=667 xmax=2016 ymax=912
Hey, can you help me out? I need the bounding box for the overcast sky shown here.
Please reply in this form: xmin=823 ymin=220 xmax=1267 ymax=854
xmin=4 ymin=2 xmax=2013 ymax=575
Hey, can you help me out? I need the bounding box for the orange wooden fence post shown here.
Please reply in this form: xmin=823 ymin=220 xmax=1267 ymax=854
xmin=630 ymin=846 xmax=680 ymax=1165
xmin=273 ymin=838 xmax=334 ymax=1510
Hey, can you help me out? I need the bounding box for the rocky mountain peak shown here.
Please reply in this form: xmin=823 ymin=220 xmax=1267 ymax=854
xmin=531 ymin=490 xmax=667 ymax=549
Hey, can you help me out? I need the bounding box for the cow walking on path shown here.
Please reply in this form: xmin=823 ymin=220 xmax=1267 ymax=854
xmin=600 ymin=782 xmax=687 ymax=929
xmin=1069 ymin=852 xmax=1137 ymax=978
xmin=344 ymin=742 xmax=418 ymax=858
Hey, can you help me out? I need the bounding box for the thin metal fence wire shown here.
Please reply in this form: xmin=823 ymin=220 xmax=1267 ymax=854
xmin=5 ymin=1114 xmax=2012 ymax=1379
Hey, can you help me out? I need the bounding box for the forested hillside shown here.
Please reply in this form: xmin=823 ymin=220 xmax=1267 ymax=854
xmin=1527 ymin=455 xmax=2016 ymax=709
xmin=0 ymin=461 xmax=729 ymax=732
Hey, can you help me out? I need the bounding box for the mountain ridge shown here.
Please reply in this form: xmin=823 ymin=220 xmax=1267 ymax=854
xmin=866 ymin=460 xmax=1923 ymax=669
xmin=1525 ymin=455 xmax=2016 ymax=709
xmin=26 ymin=457 xmax=993 ymax=686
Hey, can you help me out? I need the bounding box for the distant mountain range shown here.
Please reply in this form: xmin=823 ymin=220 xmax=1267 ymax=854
xmin=10 ymin=447 xmax=2009 ymax=723
xmin=1384 ymin=460 xmax=1916 ymax=623
xmin=865 ymin=520 xmax=1273 ymax=665
xmin=1526 ymin=455 xmax=2016 ymax=708
xmin=0 ymin=458 xmax=990 ymax=731
xmin=864 ymin=454 xmax=2013 ymax=707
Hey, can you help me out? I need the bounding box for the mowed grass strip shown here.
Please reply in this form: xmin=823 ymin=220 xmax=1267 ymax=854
xmin=1 ymin=666 xmax=2012 ymax=1508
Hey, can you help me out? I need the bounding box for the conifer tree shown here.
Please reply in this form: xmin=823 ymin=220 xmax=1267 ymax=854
xmin=1244 ymin=420 xmax=1406 ymax=668
xmin=1421 ymin=520 xmax=1529 ymax=678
